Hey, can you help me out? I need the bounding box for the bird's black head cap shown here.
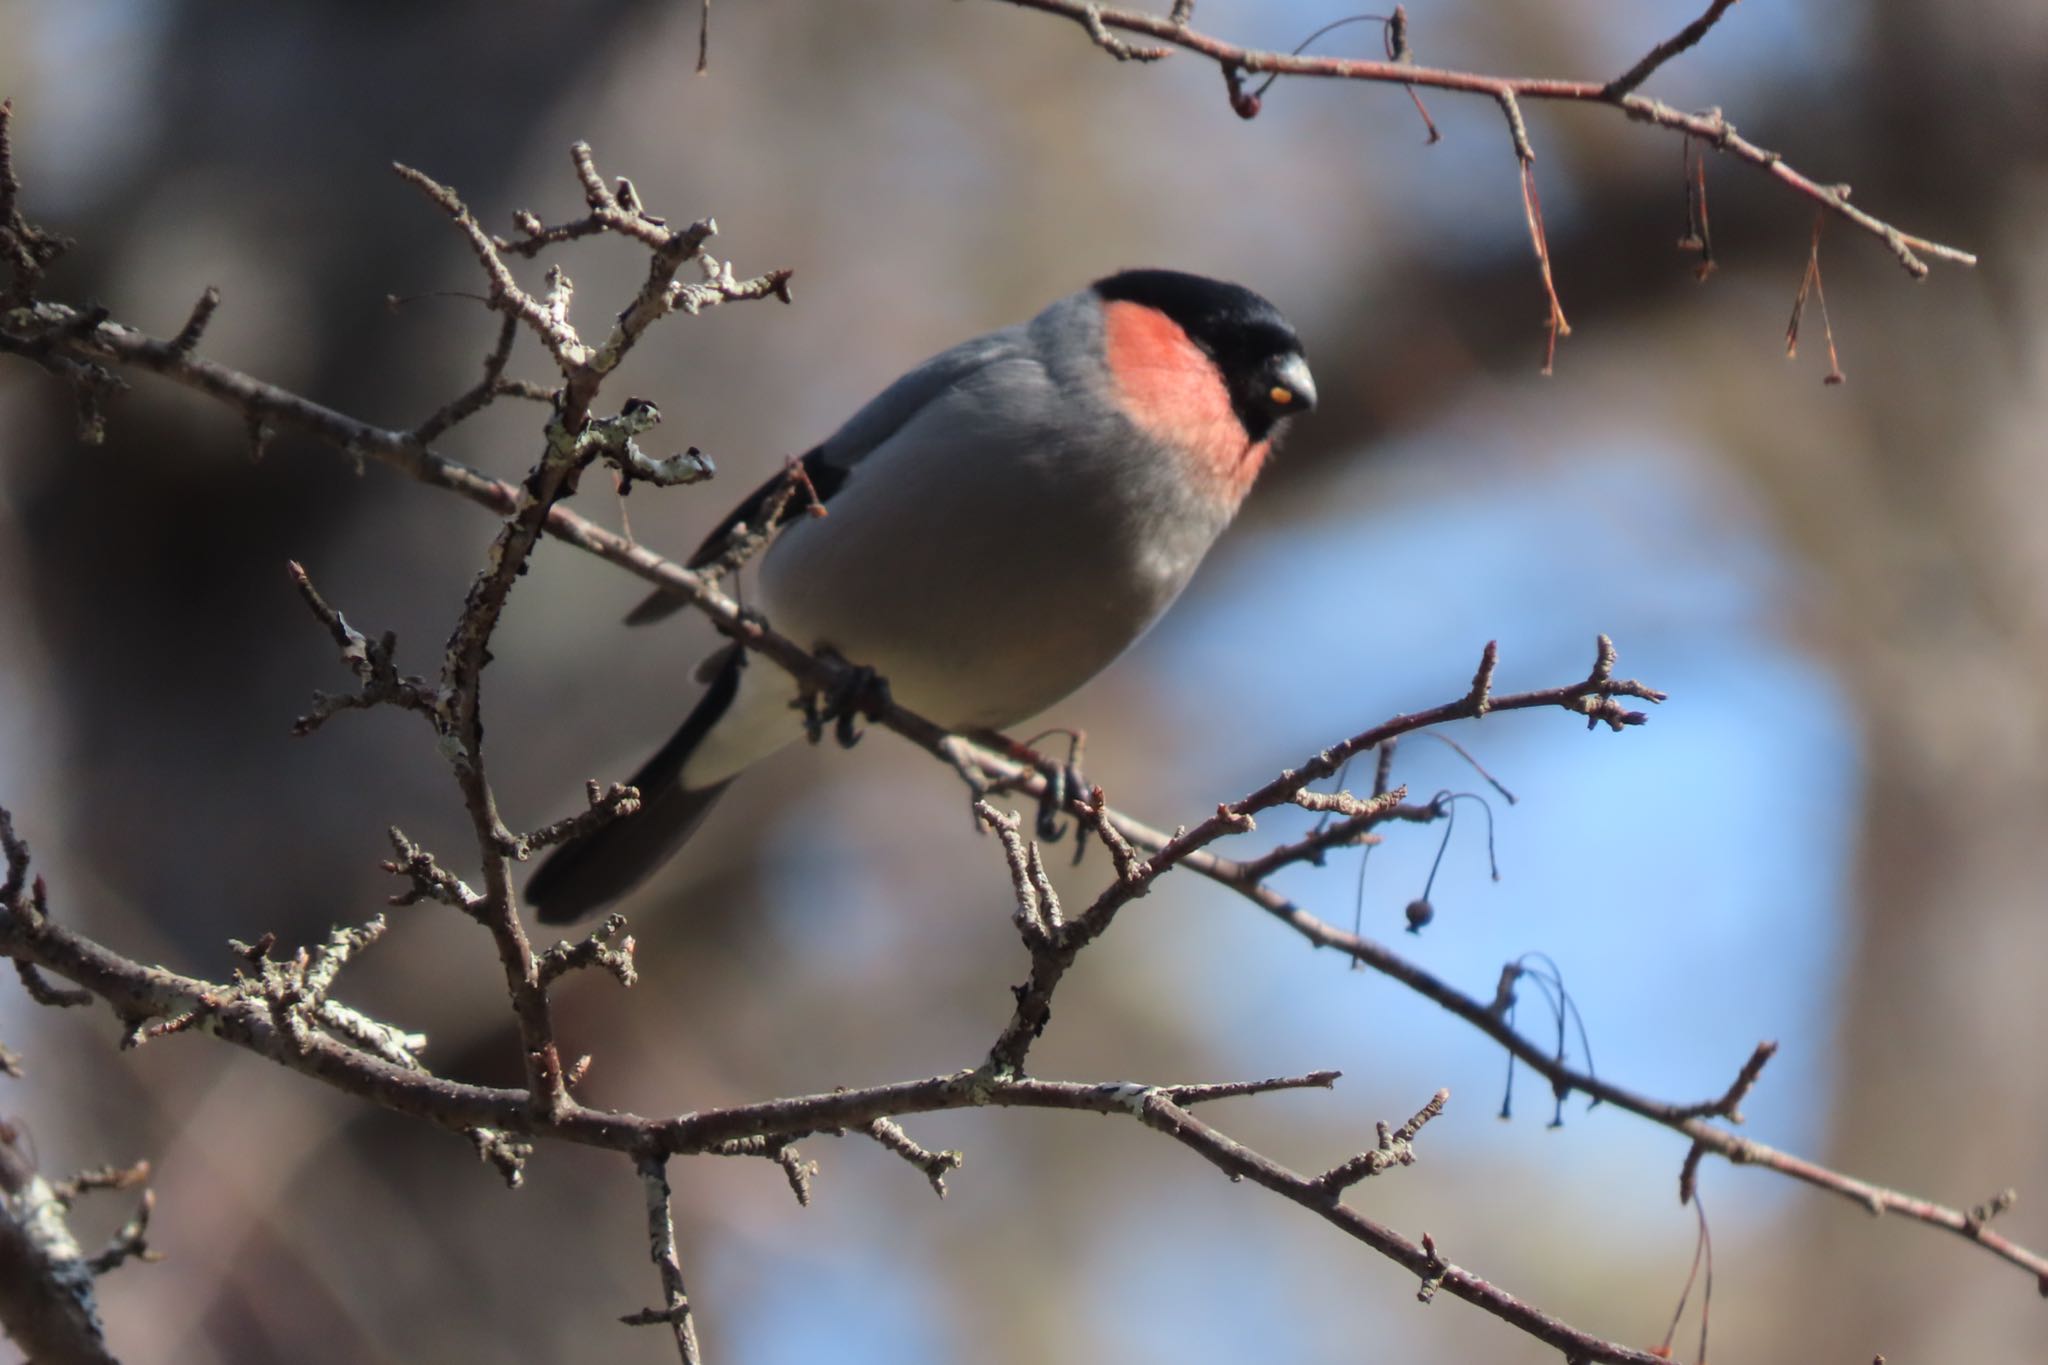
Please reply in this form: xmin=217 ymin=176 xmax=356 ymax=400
xmin=1093 ymin=269 xmax=1311 ymax=441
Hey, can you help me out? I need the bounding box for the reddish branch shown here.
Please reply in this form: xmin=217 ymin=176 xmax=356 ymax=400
xmin=2 ymin=846 xmax=1684 ymax=1360
xmin=992 ymin=0 xmax=1974 ymax=282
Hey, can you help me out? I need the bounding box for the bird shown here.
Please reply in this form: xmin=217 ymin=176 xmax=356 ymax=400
xmin=526 ymin=268 xmax=1315 ymax=922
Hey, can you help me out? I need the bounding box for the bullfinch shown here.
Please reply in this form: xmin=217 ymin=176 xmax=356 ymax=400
xmin=527 ymin=268 xmax=1315 ymax=921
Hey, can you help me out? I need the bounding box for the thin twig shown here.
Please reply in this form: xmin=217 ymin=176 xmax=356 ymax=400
xmin=626 ymin=1157 xmax=703 ymax=1364
xmin=989 ymin=0 xmax=1974 ymax=277
xmin=1603 ymin=0 xmax=1742 ymax=98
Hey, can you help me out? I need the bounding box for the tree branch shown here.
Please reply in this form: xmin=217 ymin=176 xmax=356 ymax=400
xmin=2 ymin=110 xmax=2037 ymax=1365
xmin=987 ymin=0 xmax=1974 ymax=281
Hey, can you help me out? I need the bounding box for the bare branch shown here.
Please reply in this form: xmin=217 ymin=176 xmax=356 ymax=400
xmin=382 ymin=827 xmax=484 ymax=912
xmin=536 ymin=913 xmax=639 ymax=991
xmin=626 ymin=1157 xmax=704 ymax=1364
xmin=1667 ymin=1039 xmax=1779 ymax=1122
xmin=413 ymin=312 xmax=522 ymax=444
xmin=287 ymin=560 xmax=438 ymax=734
xmin=1603 ymin=0 xmax=1742 ymax=99
xmin=1313 ymin=1087 xmax=1450 ymax=1195
xmin=82 ymin=1190 xmax=160 ymax=1277
xmin=987 ymin=0 xmax=1975 ymax=279
xmin=862 ymin=1118 xmax=963 ymax=1198
xmin=516 ymin=781 xmax=644 ymax=859
xmin=1166 ymin=1070 xmax=1341 ymax=1106
xmin=0 ymin=1119 xmax=125 ymax=1365
xmin=167 ymin=286 xmax=221 ymax=356
xmin=0 ymin=112 xmax=2032 ymax=1364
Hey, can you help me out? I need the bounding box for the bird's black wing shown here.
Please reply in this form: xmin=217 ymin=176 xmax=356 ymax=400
xmin=621 ymin=447 xmax=843 ymax=625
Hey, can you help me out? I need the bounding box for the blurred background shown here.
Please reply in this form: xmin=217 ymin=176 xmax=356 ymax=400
xmin=2 ymin=1 xmax=2044 ymax=1361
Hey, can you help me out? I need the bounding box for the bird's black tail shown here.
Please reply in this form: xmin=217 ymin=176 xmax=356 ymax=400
xmin=526 ymin=648 xmax=746 ymax=924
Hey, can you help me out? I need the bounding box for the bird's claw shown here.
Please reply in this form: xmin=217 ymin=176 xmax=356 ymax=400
xmin=1015 ymin=731 xmax=1089 ymax=864
xmin=800 ymin=653 xmax=891 ymax=750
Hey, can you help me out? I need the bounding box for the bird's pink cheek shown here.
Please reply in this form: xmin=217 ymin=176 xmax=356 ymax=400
xmin=1102 ymin=301 xmax=1264 ymax=501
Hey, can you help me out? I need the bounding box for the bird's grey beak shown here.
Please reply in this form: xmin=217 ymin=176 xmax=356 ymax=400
xmin=1275 ymin=352 xmax=1317 ymax=413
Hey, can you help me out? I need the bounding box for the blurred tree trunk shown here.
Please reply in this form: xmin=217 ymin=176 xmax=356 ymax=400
xmin=1748 ymin=5 xmax=2048 ymax=1351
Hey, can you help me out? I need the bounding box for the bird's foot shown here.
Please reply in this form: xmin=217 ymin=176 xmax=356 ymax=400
xmin=800 ymin=650 xmax=892 ymax=749
xmin=987 ymin=728 xmax=1090 ymax=856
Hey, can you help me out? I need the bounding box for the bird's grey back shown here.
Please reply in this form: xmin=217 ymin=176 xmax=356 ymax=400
xmin=756 ymin=289 xmax=1236 ymax=729
xmin=812 ymin=325 xmax=1035 ymax=476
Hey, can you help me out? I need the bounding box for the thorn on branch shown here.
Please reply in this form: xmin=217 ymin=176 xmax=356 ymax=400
xmin=708 ymin=1134 xmax=820 ymax=1206
xmin=1314 ymin=1088 xmax=1449 ymax=1197
xmin=1718 ymin=1039 xmax=1777 ymax=1119
xmin=469 ymin=1127 xmax=533 ymax=1188
xmin=84 ymin=1188 xmax=162 ymax=1275
xmin=864 ymin=1117 xmax=963 ymax=1198
xmin=15 ymin=962 xmax=93 ymax=1009
xmin=1602 ymin=0 xmax=1742 ymax=100
xmin=287 ymin=561 xmax=438 ymax=734
xmin=122 ymin=1002 xmax=215 ymax=1050
xmin=1570 ymin=633 xmax=1667 ymax=730
xmin=776 ymin=1143 xmax=818 ymax=1206
xmin=382 ymin=826 xmax=484 ymax=913
xmin=169 ymin=286 xmax=221 ymax=355
xmin=1167 ymin=1070 xmax=1341 ymax=1106
xmin=1465 ymin=640 xmax=1498 ymax=717
xmin=1670 ymin=1039 xmax=1778 ymax=1122
xmin=516 ymin=780 xmax=643 ymax=860
xmin=412 ymin=311 xmax=520 ymax=445
xmin=537 ymin=912 xmax=639 ymax=991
